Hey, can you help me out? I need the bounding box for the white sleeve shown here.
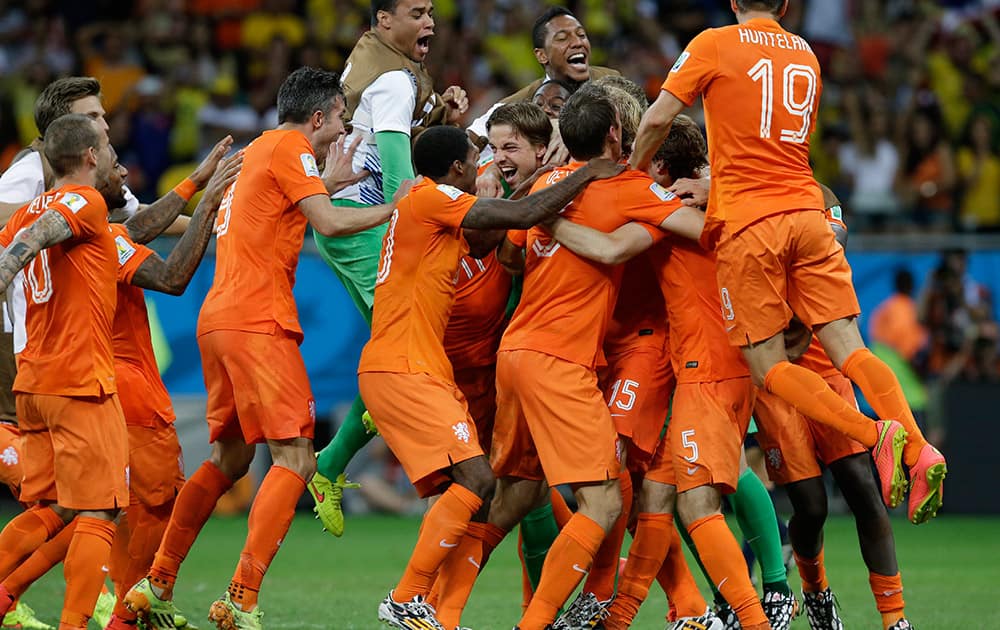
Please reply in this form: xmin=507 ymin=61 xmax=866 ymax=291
xmin=467 ymin=102 xmax=503 ymax=140
xmin=366 ymin=70 xmax=418 ymax=135
xmin=0 ymin=152 xmax=44 ymax=204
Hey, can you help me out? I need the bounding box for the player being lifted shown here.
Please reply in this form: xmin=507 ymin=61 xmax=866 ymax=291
xmin=630 ymin=0 xmax=946 ymax=525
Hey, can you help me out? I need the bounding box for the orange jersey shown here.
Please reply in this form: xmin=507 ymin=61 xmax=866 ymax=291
xmin=663 ymin=18 xmax=824 ymax=246
xmin=0 ymin=185 xmax=117 ymax=396
xmin=109 ymin=224 xmax=175 ymax=424
xmin=647 ymin=237 xmax=748 ymax=383
xmin=198 ymin=129 xmax=329 ymax=338
xmin=443 ymin=252 xmax=511 ymax=370
xmin=359 ymin=178 xmax=478 ymax=381
xmin=604 ymin=253 xmax=667 ymax=356
xmin=500 ymin=165 xmax=681 ymax=368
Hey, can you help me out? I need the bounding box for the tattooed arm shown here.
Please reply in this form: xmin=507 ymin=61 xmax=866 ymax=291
xmin=130 ymin=151 xmax=242 ymax=296
xmin=124 ymin=136 xmax=233 ymax=244
xmin=0 ymin=211 xmax=73 ymax=291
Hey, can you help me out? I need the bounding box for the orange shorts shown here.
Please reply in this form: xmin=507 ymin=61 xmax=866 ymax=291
xmin=0 ymin=422 xmax=22 ymax=498
xmin=127 ymin=419 xmax=185 ymax=507
xmin=117 ymin=361 xmax=175 ymax=429
xmin=492 ymin=350 xmax=619 ymax=487
xmin=603 ymin=338 xmax=674 ymax=463
xmin=359 ymin=371 xmax=484 ymax=498
xmin=753 ymin=372 xmax=868 ymax=485
xmin=715 ymin=211 xmax=861 ymax=346
xmin=199 ymin=329 xmax=315 ymax=444
xmin=661 ymin=378 xmax=755 ymax=494
xmin=17 ymin=393 xmax=129 ymax=510
xmin=643 ymin=430 xmax=676 ymax=487
xmin=453 ymin=364 xmax=497 ymax=454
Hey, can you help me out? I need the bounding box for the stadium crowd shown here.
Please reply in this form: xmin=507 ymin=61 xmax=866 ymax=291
xmin=1 ymin=0 xmax=998 ymax=231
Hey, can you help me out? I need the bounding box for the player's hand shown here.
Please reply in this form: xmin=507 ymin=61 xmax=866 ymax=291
xmin=442 ymin=86 xmax=469 ymax=125
xmin=543 ymin=120 xmax=570 ymax=166
xmin=323 ymin=136 xmax=370 ymax=194
xmin=392 ymin=177 xmax=420 ymax=205
xmin=669 ymin=176 xmax=710 ymax=208
xmin=476 ymin=165 xmax=504 ymax=198
xmin=586 ymin=157 xmax=626 ymax=180
xmin=201 ymin=150 xmax=244 ymax=208
xmin=783 ymin=317 xmax=812 ymax=363
xmin=189 ymin=135 xmax=234 ymax=190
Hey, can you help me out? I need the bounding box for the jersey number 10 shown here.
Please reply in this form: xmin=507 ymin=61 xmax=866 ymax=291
xmin=747 ymin=58 xmax=818 ymax=144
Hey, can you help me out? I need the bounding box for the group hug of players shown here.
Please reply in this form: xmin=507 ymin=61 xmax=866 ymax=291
xmin=0 ymin=1 xmax=945 ymax=629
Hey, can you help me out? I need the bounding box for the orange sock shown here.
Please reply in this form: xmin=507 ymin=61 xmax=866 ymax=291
xmin=687 ymin=514 xmax=768 ymax=628
xmin=550 ymin=489 xmax=573 ymax=529
xmin=656 ymin=524 xmax=706 ymax=619
xmin=584 ymin=472 xmax=631 ymax=601
xmin=519 ymin=513 xmax=605 ymax=630
xmin=765 ymin=361 xmax=878 ymax=447
xmin=113 ymin=502 xmax=173 ymax=618
xmin=150 ymin=461 xmax=232 ymax=598
xmin=869 ymin=571 xmax=905 ymax=629
xmin=607 ymin=512 xmax=673 ymax=629
xmin=61 ymin=516 xmax=116 ymax=628
xmin=842 ymin=349 xmax=928 ymax=466
xmin=794 ymin=549 xmax=829 ymax=593
xmin=394 ymin=484 xmax=482 ymax=602
xmin=3 ymin=518 xmax=74 ymax=598
xmin=0 ymin=505 xmax=66 ymax=582
xmin=429 ymin=522 xmax=489 ymax=628
xmin=228 ymin=466 xmax=305 ymax=612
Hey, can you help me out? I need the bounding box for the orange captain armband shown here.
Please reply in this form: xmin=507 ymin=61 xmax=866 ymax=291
xmin=172 ymin=178 xmax=197 ymax=202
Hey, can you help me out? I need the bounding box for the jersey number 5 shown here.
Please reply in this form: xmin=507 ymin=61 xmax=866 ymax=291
xmin=747 ymin=58 xmax=818 ymax=144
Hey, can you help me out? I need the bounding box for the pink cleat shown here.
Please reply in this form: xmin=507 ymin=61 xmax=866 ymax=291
xmin=907 ymin=444 xmax=947 ymax=524
xmin=871 ymin=420 xmax=908 ymax=509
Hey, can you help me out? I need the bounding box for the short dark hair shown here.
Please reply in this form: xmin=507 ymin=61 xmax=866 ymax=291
xmin=894 ymin=268 xmax=914 ymax=295
xmin=653 ymin=115 xmax=707 ymax=182
xmin=34 ymin=77 xmax=101 ymax=138
xmin=735 ymin=0 xmax=785 ymax=14
xmin=371 ymin=0 xmax=400 ymax=27
xmin=558 ymin=83 xmax=617 ymax=161
xmin=277 ymin=67 xmax=343 ymax=124
xmin=487 ymin=102 xmax=553 ymax=149
xmin=43 ymin=113 xmax=102 ymax=178
xmin=532 ymin=7 xmax=576 ymax=49
xmin=413 ymin=126 xmax=471 ymax=179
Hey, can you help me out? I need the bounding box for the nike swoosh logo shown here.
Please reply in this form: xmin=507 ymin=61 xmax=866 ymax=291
xmin=716 ymin=577 xmax=728 ymax=590
xmin=572 ymin=563 xmax=588 ymax=574
xmin=725 ymin=325 xmax=736 ymax=332
xmin=101 ymin=565 xmax=109 ymax=573
xmin=439 ymin=539 xmax=459 ymax=548
xmin=686 ymin=466 xmax=698 ymax=475
xmin=467 ymin=556 xmax=481 ymax=569
xmin=311 ymin=485 xmax=325 ymax=503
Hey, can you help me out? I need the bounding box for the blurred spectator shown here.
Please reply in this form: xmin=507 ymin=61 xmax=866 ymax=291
xmin=127 ymin=76 xmax=174 ymax=200
xmin=838 ymin=87 xmax=901 ymax=231
xmin=196 ymin=75 xmax=258 ymax=154
xmin=899 ymin=107 xmax=957 ymax=231
xmin=78 ymin=23 xmax=147 ymax=115
xmin=870 ymin=268 xmax=928 ymax=363
xmin=956 ymin=112 xmax=1000 ymax=231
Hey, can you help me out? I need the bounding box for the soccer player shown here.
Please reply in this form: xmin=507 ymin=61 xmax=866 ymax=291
xmin=308 ymin=0 xmax=470 ymax=537
xmin=753 ymin=190 xmax=915 ymax=630
xmin=0 ymin=113 xmax=126 ymax=629
xmin=123 ymin=67 xmax=404 ymax=629
xmin=364 ymin=124 xmax=621 ymax=630
xmin=630 ymin=0 xmax=946 ymax=524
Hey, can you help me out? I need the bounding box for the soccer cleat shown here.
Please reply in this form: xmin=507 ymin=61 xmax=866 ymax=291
xmin=207 ymin=593 xmax=263 ymax=630
xmin=669 ymin=608 xmax=725 ymax=630
xmin=378 ymin=591 xmax=446 ymax=629
xmin=307 ymin=471 xmax=360 ymax=537
xmin=907 ymin=444 xmax=946 ymax=525
xmin=551 ymin=591 xmax=611 ymax=629
xmin=93 ymin=589 xmax=117 ymax=628
xmin=886 ymin=619 xmax=913 ymax=630
xmin=103 ymin=614 xmax=137 ymax=630
xmin=761 ymin=588 xmax=797 ymax=630
xmin=801 ymin=588 xmax=843 ymax=630
xmin=361 ymin=410 xmax=379 ymax=435
xmin=871 ymin=420 xmax=908 ymax=509
xmin=2 ymin=600 xmax=54 ymax=630
xmin=124 ymin=578 xmax=196 ymax=630
xmin=712 ymin=604 xmax=739 ymax=630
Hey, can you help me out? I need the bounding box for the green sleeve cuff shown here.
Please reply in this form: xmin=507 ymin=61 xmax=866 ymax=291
xmin=374 ymin=131 xmax=416 ymax=202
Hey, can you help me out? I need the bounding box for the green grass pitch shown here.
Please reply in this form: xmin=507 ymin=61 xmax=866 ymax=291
xmin=8 ymin=513 xmax=998 ymax=628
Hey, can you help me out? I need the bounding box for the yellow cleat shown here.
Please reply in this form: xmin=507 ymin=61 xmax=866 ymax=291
xmin=307 ymin=472 xmax=360 ymax=537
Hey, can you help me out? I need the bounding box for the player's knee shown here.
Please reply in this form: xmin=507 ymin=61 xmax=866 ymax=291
xmin=676 ymin=486 xmax=721 ymax=525
xmin=452 ymin=456 xmax=495 ymax=502
xmin=575 ymin=480 xmax=623 ymax=532
xmin=210 ymin=449 xmax=253 ymax=482
xmin=788 ymin=489 xmax=827 ymax=530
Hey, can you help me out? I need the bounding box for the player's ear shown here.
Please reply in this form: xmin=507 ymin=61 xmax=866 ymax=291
xmin=311 ymin=109 xmax=324 ymax=131
xmin=777 ymin=0 xmax=789 ymax=17
xmin=730 ymin=0 xmax=739 ymax=13
xmin=377 ymin=9 xmax=392 ymax=29
xmin=534 ymin=48 xmax=548 ymax=66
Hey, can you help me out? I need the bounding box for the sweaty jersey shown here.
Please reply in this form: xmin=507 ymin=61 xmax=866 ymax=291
xmin=443 ymin=251 xmax=511 ymax=371
xmin=198 ymin=129 xmax=328 ymax=339
xmin=110 ymin=225 xmax=175 ymax=424
xmin=500 ymin=164 xmax=680 ymax=369
xmin=663 ymin=18 xmax=824 ymax=246
xmin=359 ymin=178 xmax=478 ymax=381
xmin=648 ymin=237 xmax=748 ymax=383
xmin=604 ymin=254 xmax=667 ymax=357
xmin=0 ymin=185 xmax=117 ymax=396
